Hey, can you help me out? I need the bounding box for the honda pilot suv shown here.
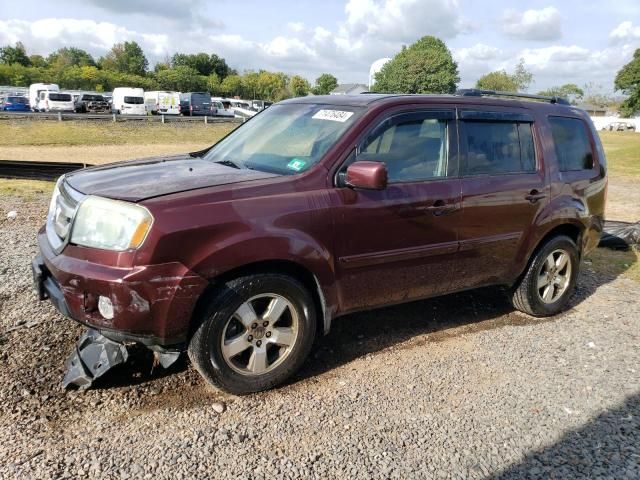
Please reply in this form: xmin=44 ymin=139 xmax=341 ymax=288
xmin=33 ymin=90 xmax=607 ymax=394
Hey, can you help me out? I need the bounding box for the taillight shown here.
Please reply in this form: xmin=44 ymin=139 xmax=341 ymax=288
xmin=190 ymin=105 xmax=193 ymax=111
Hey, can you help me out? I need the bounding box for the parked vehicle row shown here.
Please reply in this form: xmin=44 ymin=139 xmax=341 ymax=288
xmin=603 ymin=121 xmax=636 ymax=132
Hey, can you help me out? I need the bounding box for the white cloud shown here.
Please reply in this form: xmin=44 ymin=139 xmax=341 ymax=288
xmin=0 ymin=18 xmax=170 ymax=57
xmin=609 ymin=21 xmax=640 ymax=45
xmin=287 ymin=22 xmax=305 ymax=33
xmin=454 ymin=42 xmax=636 ymax=91
xmin=500 ymin=7 xmax=562 ymax=41
xmin=454 ymin=43 xmax=503 ymax=63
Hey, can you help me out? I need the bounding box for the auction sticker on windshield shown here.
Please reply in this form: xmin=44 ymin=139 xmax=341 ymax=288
xmin=312 ymin=109 xmax=354 ymax=122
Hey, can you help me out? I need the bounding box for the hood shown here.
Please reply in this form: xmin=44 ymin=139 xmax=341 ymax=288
xmin=64 ymin=153 xmax=279 ymax=202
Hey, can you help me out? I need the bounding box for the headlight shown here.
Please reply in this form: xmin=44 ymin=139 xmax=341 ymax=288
xmin=70 ymin=196 xmax=153 ymax=251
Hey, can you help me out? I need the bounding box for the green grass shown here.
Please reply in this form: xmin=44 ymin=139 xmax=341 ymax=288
xmin=598 ymin=131 xmax=640 ymax=178
xmin=0 ymin=120 xmax=236 ymax=146
xmin=588 ymin=247 xmax=640 ymax=283
xmin=0 ymin=178 xmax=54 ymax=200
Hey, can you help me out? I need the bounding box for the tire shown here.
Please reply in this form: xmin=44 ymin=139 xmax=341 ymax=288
xmin=511 ymin=235 xmax=580 ymax=316
xmin=188 ymin=273 xmax=317 ymax=394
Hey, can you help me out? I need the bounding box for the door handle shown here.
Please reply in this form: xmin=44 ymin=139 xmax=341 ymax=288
xmin=525 ymin=190 xmax=546 ymax=204
xmin=425 ymin=201 xmax=459 ymax=216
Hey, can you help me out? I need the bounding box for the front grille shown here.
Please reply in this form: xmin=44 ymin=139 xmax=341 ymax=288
xmin=46 ymin=179 xmax=84 ymax=254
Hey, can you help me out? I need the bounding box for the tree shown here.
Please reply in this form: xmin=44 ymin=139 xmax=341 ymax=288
xmin=47 ymin=47 xmax=95 ymax=70
xmin=155 ymin=65 xmax=206 ymax=92
xmin=312 ymin=73 xmax=338 ymax=95
xmin=289 ymin=75 xmax=310 ymax=97
xmin=257 ymin=71 xmax=287 ymax=101
xmin=29 ymin=54 xmax=47 ymax=68
xmin=476 ymin=59 xmax=534 ymax=93
xmin=373 ymin=36 xmax=459 ymax=94
xmin=615 ymin=48 xmax=640 ymax=117
xmin=537 ymin=84 xmax=584 ymax=102
xmin=0 ymin=42 xmax=30 ymax=66
xmin=513 ymin=59 xmax=533 ymax=92
xmin=101 ymin=41 xmax=148 ymax=76
xmin=220 ymin=74 xmax=243 ymax=97
xmin=476 ymin=71 xmax=519 ymax=91
xmin=206 ymin=72 xmax=221 ymax=95
xmin=242 ymin=71 xmax=261 ymax=99
xmin=171 ymin=52 xmax=231 ymax=78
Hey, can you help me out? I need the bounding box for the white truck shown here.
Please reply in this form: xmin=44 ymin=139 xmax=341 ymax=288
xmin=111 ymin=87 xmax=146 ymax=115
xmin=144 ymin=91 xmax=181 ymax=115
xmin=29 ymin=83 xmax=59 ymax=112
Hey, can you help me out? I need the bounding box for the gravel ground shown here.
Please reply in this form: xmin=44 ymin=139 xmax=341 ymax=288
xmin=1 ymin=192 xmax=639 ymax=480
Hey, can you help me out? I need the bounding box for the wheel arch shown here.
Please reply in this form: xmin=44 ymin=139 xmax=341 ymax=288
xmin=511 ymin=221 xmax=584 ymax=288
xmin=189 ymin=259 xmax=331 ymax=341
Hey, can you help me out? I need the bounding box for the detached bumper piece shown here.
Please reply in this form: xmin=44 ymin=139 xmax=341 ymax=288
xmin=62 ymin=328 xmax=129 ymax=390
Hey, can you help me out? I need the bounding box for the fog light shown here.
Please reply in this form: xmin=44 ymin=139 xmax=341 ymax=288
xmin=98 ymin=296 xmax=114 ymax=320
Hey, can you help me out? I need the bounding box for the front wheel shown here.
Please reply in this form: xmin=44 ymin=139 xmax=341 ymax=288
xmin=188 ymin=274 xmax=316 ymax=394
xmin=511 ymin=235 xmax=580 ymax=316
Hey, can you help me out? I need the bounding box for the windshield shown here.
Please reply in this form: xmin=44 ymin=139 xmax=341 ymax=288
xmin=7 ymin=96 xmax=27 ymax=103
xmin=83 ymin=94 xmax=104 ymax=101
xmin=49 ymin=93 xmax=71 ymax=101
xmin=203 ymin=103 xmax=363 ymax=175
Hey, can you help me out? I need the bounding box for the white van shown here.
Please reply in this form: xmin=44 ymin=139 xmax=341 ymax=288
xmin=38 ymin=91 xmax=75 ymax=112
xmin=29 ymin=83 xmax=59 ymax=112
xmin=144 ymin=91 xmax=180 ymax=115
xmin=112 ymin=87 xmax=146 ymax=115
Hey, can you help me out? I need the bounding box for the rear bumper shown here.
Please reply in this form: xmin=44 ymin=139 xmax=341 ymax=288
xmin=34 ymin=230 xmax=209 ymax=347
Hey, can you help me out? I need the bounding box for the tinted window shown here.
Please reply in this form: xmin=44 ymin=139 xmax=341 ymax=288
xmin=7 ymin=96 xmax=27 ymax=104
xmin=49 ymin=93 xmax=71 ymax=101
xmin=124 ymin=96 xmax=143 ymax=104
xmin=359 ymin=116 xmax=450 ymax=182
xmin=463 ymin=121 xmax=536 ymax=175
xmin=548 ymin=117 xmax=594 ymax=171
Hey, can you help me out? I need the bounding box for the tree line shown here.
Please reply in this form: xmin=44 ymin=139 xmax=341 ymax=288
xmin=1 ymin=38 xmax=638 ymax=115
xmin=0 ymin=41 xmax=339 ymax=101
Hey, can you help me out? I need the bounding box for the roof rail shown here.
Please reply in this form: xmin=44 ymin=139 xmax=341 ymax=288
xmin=456 ymin=88 xmax=570 ymax=106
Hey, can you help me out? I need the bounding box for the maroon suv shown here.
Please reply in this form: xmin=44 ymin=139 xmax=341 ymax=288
xmin=33 ymin=91 xmax=607 ymax=394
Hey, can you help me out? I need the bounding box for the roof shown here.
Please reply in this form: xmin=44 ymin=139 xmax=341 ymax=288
xmin=279 ymin=93 xmax=577 ymax=113
xmin=330 ymin=83 xmax=369 ymax=94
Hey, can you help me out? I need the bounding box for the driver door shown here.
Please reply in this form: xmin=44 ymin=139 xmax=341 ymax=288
xmin=332 ymin=108 xmax=461 ymax=313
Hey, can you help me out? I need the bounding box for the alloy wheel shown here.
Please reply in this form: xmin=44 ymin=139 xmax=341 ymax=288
xmin=220 ymin=294 xmax=299 ymax=376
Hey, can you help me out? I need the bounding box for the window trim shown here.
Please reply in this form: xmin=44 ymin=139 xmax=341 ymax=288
xmin=458 ymin=118 xmax=539 ymax=178
xmin=333 ymin=108 xmax=458 ymax=187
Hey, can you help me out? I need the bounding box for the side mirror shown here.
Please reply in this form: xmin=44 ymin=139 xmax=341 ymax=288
xmin=346 ymin=161 xmax=388 ymax=190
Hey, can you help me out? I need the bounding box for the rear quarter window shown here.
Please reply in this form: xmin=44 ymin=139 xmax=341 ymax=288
xmin=548 ymin=117 xmax=594 ymax=171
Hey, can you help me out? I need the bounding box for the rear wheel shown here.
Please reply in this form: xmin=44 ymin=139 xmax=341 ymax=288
xmin=188 ymin=274 xmax=316 ymax=394
xmin=511 ymin=235 xmax=579 ymax=316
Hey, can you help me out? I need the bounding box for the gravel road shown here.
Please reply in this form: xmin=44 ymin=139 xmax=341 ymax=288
xmin=1 ymin=191 xmax=639 ymax=480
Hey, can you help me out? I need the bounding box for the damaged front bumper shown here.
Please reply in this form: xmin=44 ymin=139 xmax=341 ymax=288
xmin=33 ymin=230 xmax=209 ymax=349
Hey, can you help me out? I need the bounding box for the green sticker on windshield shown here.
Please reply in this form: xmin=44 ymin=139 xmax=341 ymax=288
xmin=287 ymin=158 xmax=307 ymax=172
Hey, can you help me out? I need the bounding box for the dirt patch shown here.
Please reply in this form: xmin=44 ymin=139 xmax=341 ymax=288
xmin=606 ymin=175 xmax=640 ymax=222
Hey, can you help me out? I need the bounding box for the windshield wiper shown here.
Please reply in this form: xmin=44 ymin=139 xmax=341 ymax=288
xmin=214 ymin=159 xmax=243 ymax=169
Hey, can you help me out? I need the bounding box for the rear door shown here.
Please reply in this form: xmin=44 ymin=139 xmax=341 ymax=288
xmin=453 ymin=108 xmax=548 ymax=289
xmin=332 ymin=108 xmax=461 ymax=313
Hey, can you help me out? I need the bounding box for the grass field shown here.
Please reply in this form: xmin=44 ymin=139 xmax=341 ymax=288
xmin=0 ymin=120 xmax=235 ymax=146
xmin=598 ymin=131 xmax=640 ymax=178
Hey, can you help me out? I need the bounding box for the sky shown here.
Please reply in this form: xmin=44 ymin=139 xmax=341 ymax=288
xmin=1 ymin=0 xmax=639 ymax=93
